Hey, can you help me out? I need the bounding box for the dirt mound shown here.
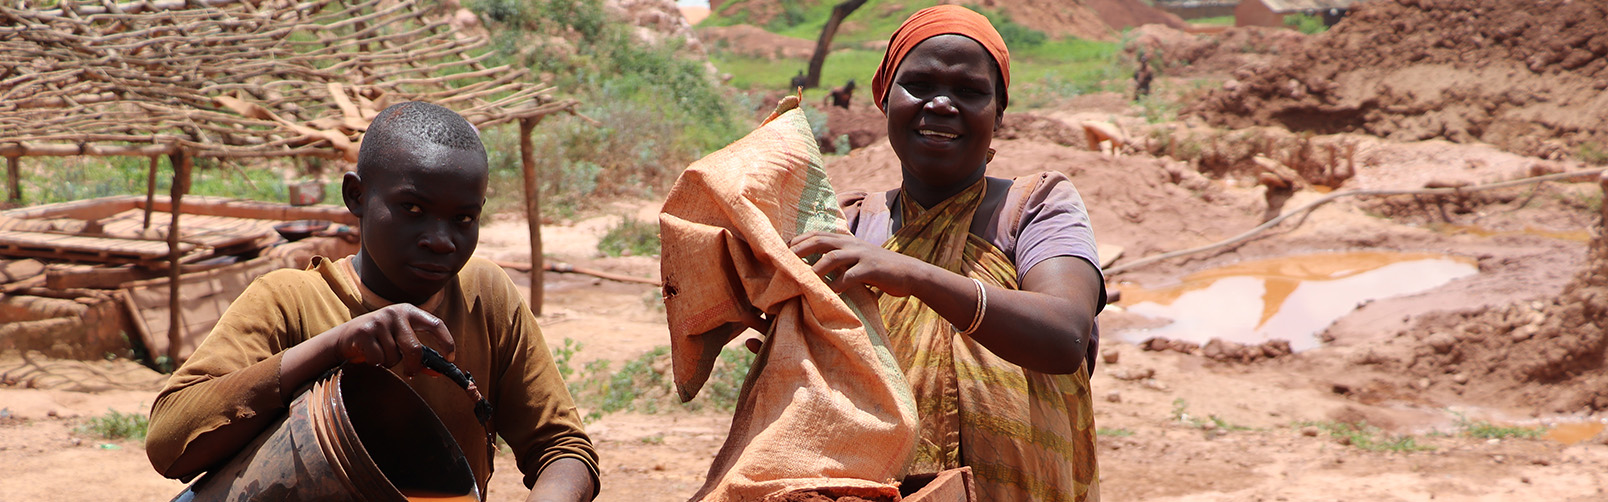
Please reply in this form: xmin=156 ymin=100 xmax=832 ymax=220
xmin=697 ymin=24 xmax=814 ymax=59
xmin=1082 ymin=0 xmax=1188 ymax=32
xmin=1127 ymin=24 xmax=1308 ymax=76
xmin=824 ymin=136 xmax=1264 ymax=259
xmin=1404 ymin=181 xmax=1608 ymax=413
xmin=607 ymin=0 xmax=707 ymax=52
xmin=982 ymin=0 xmax=1186 ymax=41
xmin=1187 ymin=0 xmax=1608 ymax=159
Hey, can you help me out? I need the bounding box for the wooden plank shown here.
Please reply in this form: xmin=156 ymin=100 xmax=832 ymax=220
xmin=0 ymin=230 xmax=195 ymax=264
xmin=0 ymin=195 xmax=142 ymax=221
xmin=140 ymin=196 xmax=358 ymax=226
xmin=0 ymin=258 xmax=46 ymax=284
xmin=43 ymin=261 xmax=237 ymax=290
xmin=124 ymin=256 xmax=285 ymax=362
xmin=901 ymin=467 xmax=975 ymax=502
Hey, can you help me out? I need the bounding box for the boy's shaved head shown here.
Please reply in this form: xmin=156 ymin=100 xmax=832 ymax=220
xmin=357 ymin=101 xmax=486 ymax=177
xmin=344 ymin=101 xmax=490 ymax=304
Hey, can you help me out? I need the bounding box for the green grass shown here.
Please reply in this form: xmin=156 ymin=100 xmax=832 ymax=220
xmin=597 ymin=216 xmax=660 ymax=258
xmin=1283 ymin=13 xmax=1328 ymax=35
xmin=709 ymin=36 xmax=1126 ymax=110
xmin=1579 ymin=142 xmax=1608 ymax=165
xmin=1096 ymin=427 xmax=1134 ymax=437
xmin=1170 ymin=398 xmax=1253 ymax=431
xmin=79 ymin=409 xmax=149 ymax=441
xmin=11 ymin=156 xmax=337 ymax=207
xmin=552 ymin=339 xmax=756 ymax=421
xmin=711 ymin=48 xmax=887 ymax=92
xmin=1192 ymin=15 xmax=1236 ymax=26
xmin=1456 ymin=415 xmax=1547 ymax=440
xmin=1303 ymin=421 xmax=1435 ymax=452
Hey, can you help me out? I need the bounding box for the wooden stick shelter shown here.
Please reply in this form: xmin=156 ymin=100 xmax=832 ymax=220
xmin=2 ymin=0 xmax=573 ymax=361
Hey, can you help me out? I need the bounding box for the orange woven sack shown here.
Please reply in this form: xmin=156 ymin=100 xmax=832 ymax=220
xmin=659 ymin=95 xmax=918 ymax=502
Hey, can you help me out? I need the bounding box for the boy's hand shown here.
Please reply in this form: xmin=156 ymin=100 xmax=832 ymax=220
xmin=279 ymin=304 xmax=455 ymax=397
xmin=323 ymin=304 xmax=455 ymax=376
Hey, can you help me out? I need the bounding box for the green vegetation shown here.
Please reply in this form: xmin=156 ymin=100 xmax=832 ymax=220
xmin=1096 ymin=427 xmax=1134 ymax=437
xmin=79 ymin=409 xmax=150 ymax=441
xmin=1170 ymin=398 xmax=1253 ymax=431
xmin=1192 ymin=15 xmax=1236 ymax=26
xmin=597 ymin=216 xmax=660 ymax=257
xmin=1283 ymin=13 xmax=1328 ymax=35
xmin=469 ymin=0 xmax=751 ymax=218
xmin=1303 ymin=421 xmax=1435 ymax=452
xmin=701 ymin=0 xmax=1125 ymax=108
xmin=1579 ymin=142 xmax=1608 ymax=165
xmin=553 ymin=339 xmax=755 ymax=421
xmin=13 ymin=156 xmax=336 ymax=207
xmin=1456 ymin=415 xmax=1547 ymax=440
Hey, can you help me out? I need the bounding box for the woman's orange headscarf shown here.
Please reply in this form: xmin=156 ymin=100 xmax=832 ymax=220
xmin=870 ymin=5 xmax=1012 ymax=113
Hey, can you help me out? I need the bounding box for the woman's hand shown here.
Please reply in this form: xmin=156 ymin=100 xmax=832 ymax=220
xmin=789 ymin=231 xmax=936 ymax=297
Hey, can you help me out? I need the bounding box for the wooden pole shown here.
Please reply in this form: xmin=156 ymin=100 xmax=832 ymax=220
xmin=518 ymin=117 xmax=544 ymax=315
xmin=143 ymin=156 xmax=159 ymax=230
xmin=5 ymin=156 xmax=19 ymax=204
xmin=166 ymin=151 xmax=193 ymax=364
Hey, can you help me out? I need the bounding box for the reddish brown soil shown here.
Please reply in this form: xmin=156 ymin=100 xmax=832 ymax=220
xmin=1128 ymin=24 xmax=1308 ymax=76
xmin=1187 ymin=0 xmax=1608 ymax=158
xmin=697 ymin=25 xmax=815 ymax=59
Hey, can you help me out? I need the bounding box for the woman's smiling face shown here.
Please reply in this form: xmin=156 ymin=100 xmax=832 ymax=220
xmin=885 ymin=34 xmax=1003 ymax=192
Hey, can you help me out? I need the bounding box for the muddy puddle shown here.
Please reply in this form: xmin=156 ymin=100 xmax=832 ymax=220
xmin=1114 ymin=252 xmax=1478 ymax=351
xmin=1543 ymin=422 xmax=1607 ymax=446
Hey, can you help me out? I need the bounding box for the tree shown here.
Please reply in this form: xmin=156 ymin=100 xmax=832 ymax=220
xmin=803 ymin=0 xmax=866 ymax=89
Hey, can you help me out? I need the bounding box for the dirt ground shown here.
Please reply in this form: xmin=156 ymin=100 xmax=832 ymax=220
xmin=8 ymin=3 xmax=1608 ymax=499
xmin=7 ymin=104 xmax=1608 ymax=499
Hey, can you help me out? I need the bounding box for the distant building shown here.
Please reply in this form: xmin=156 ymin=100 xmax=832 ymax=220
xmin=1236 ymin=0 xmax=1361 ymax=28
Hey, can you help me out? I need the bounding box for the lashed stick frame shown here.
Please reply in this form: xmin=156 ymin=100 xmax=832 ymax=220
xmin=2 ymin=0 xmax=576 ymax=362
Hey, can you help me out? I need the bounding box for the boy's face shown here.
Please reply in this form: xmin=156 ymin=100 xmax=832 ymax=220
xmin=345 ymin=143 xmax=489 ymax=304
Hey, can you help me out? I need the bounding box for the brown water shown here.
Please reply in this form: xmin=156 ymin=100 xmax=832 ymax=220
xmin=1116 ymin=252 xmax=1478 ymax=351
xmin=1543 ymin=422 xmax=1606 ymax=445
xmin=403 ymin=491 xmax=479 ymax=502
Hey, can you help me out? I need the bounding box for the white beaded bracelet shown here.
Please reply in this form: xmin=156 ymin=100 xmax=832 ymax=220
xmin=954 ymin=277 xmax=986 ymax=336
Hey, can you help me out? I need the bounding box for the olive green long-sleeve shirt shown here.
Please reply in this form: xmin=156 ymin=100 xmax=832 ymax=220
xmin=146 ymin=256 xmax=598 ymax=495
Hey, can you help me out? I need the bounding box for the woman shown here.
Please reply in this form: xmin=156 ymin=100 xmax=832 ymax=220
xmin=789 ymin=6 xmax=1105 ymax=501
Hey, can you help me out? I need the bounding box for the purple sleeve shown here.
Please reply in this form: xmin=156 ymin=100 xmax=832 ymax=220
xmin=1014 ymin=172 xmax=1106 ymax=370
xmin=1014 ymin=173 xmax=1103 ymax=286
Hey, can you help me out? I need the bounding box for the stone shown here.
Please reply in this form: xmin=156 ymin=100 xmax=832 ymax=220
xmin=1425 ymin=333 xmax=1458 ymax=354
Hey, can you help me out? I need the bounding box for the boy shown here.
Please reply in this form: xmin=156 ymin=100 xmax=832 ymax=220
xmin=146 ymin=102 xmax=598 ymax=501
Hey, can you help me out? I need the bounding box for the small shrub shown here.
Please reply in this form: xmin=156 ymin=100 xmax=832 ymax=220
xmin=1283 ymin=13 xmax=1327 ymax=35
xmin=597 ymin=216 xmax=660 ymax=258
xmin=1457 ymin=415 xmax=1547 ymax=440
xmin=79 ymin=409 xmax=149 ymax=441
xmin=966 ymin=7 xmax=1047 ymax=48
xmin=768 ymin=0 xmax=808 ymax=31
xmin=561 ymin=343 xmax=756 ymax=420
xmin=1303 ymin=421 xmax=1434 ymax=452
